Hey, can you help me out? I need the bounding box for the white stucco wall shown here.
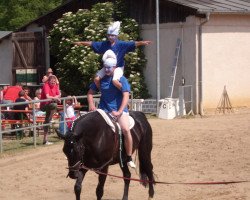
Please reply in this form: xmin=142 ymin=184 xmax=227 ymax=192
xmin=0 ymin=38 xmax=13 ymax=84
xmin=202 ymin=14 xmax=250 ymax=109
xmin=141 ymin=16 xmax=199 ymax=112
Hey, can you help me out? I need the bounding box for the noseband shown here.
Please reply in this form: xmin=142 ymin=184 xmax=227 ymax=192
xmin=67 ymin=161 xmax=82 ymax=172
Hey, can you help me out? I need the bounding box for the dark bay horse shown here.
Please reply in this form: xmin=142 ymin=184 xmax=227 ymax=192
xmin=57 ymin=110 xmax=155 ymax=200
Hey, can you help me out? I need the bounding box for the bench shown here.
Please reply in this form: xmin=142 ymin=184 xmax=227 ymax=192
xmin=1 ymin=110 xmax=60 ymax=139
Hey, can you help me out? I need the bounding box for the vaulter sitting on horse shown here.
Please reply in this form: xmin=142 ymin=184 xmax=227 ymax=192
xmin=87 ymin=49 xmax=136 ymax=169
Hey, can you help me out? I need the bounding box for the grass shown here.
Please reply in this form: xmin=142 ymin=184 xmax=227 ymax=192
xmin=0 ymin=133 xmax=62 ymax=157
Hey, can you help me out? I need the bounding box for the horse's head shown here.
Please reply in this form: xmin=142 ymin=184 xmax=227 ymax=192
xmin=57 ymin=130 xmax=85 ymax=179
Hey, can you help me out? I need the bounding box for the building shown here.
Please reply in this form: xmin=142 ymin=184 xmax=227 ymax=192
xmin=1 ymin=0 xmax=250 ymax=114
xmin=141 ymin=0 xmax=250 ymax=114
xmin=0 ymin=31 xmax=13 ymax=85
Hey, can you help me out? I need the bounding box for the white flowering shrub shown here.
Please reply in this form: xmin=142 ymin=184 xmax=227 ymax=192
xmin=49 ymin=2 xmax=150 ymax=98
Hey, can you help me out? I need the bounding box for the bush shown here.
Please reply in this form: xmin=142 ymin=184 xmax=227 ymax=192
xmin=49 ymin=2 xmax=150 ymax=98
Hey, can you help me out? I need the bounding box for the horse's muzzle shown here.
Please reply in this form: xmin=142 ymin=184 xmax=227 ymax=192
xmin=67 ymin=171 xmax=78 ymax=179
xmin=67 ymin=161 xmax=82 ymax=179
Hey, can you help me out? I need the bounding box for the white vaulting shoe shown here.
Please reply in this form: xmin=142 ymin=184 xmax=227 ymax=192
xmin=127 ymin=160 xmax=136 ymax=169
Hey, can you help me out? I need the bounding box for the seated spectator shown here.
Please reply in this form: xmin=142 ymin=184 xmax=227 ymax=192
xmin=0 ymin=87 xmax=3 ymax=104
xmin=13 ymin=90 xmax=29 ymax=120
xmin=33 ymin=88 xmax=42 ymax=110
xmin=33 ymin=88 xmax=45 ymax=116
xmin=22 ymin=86 xmax=32 ymax=101
xmin=40 ymin=75 xmax=61 ymax=145
xmin=0 ymin=86 xmax=6 ymax=120
xmin=12 ymin=90 xmax=29 ymax=139
xmin=42 ymin=68 xmax=59 ymax=85
xmin=2 ymin=84 xmax=22 ymax=104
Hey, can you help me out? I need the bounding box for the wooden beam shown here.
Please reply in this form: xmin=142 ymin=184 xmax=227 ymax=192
xmin=12 ymin=38 xmax=28 ymax=68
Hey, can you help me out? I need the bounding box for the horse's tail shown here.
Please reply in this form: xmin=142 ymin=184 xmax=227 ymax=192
xmin=133 ymin=111 xmax=155 ymax=187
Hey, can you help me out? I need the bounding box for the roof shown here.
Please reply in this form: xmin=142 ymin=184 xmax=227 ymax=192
xmin=18 ymin=0 xmax=82 ymax=31
xmin=0 ymin=31 xmax=12 ymax=40
xmin=14 ymin=0 xmax=250 ymax=32
xmin=168 ymin=0 xmax=250 ymax=13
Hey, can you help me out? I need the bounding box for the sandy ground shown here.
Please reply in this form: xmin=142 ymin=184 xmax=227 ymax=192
xmin=0 ymin=108 xmax=250 ymax=200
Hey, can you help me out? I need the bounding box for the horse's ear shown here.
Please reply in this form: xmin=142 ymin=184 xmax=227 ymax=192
xmin=55 ymin=129 xmax=66 ymax=140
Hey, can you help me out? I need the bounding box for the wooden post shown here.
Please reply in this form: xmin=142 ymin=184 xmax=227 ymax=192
xmin=216 ymin=86 xmax=233 ymax=114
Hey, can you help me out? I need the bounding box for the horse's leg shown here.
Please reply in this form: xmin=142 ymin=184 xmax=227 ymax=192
xmin=120 ymin=165 xmax=131 ymax=200
xmin=74 ymin=169 xmax=87 ymax=200
xmin=96 ymin=166 xmax=109 ymax=200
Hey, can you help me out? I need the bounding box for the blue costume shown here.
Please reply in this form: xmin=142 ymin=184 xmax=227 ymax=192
xmin=89 ymin=75 xmax=131 ymax=113
xmin=92 ymin=40 xmax=136 ymax=67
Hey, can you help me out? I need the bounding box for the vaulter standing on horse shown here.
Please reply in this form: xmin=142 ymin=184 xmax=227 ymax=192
xmin=74 ymin=21 xmax=151 ymax=90
xmin=87 ymin=49 xmax=136 ymax=168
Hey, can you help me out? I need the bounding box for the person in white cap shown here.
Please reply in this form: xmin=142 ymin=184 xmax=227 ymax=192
xmin=74 ymin=21 xmax=151 ymax=89
xmin=87 ymin=49 xmax=136 ymax=169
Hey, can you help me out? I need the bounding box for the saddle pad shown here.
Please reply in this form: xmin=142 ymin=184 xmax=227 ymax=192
xmin=96 ymin=109 xmax=135 ymax=132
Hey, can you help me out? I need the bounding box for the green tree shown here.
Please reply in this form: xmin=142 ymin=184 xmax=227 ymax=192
xmin=0 ymin=0 xmax=62 ymax=30
xmin=49 ymin=1 xmax=150 ymax=98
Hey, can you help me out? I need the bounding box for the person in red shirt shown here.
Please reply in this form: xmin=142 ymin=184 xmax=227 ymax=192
xmin=2 ymin=84 xmax=22 ymax=104
xmin=40 ymin=75 xmax=61 ymax=145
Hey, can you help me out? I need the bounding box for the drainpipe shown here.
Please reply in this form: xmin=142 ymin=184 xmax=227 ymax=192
xmin=198 ymin=12 xmax=210 ymax=115
xmin=42 ymin=25 xmax=50 ymax=70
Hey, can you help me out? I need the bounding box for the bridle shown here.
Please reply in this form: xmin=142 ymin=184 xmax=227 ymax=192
xmin=67 ymin=161 xmax=82 ymax=172
xmin=66 ymin=129 xmax=119 ymax=175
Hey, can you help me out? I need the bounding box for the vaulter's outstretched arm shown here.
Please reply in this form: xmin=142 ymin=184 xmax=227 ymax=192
xmin=73 ymin=41 xmax=92 ymax=46
xmin=135 ymin=40 xmax=152 ymax=47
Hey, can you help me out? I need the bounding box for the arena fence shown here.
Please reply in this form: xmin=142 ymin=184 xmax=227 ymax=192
xmin=0 ymin=94 xmax=101 ymax=153
xmin=0 ymin=91 xmax=192 ymax=153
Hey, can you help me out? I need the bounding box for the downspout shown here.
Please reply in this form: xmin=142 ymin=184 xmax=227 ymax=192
xmin=156 ymin=0 xmax=160 ymax=114
xmin=42 ymin=25 xmax=50 ymax=70
xmin=198 ymin=12 xmax=210 ymax=115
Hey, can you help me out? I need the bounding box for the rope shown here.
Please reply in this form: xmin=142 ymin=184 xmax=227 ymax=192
xmin=80 ymin=164 xmax=249 ymax=185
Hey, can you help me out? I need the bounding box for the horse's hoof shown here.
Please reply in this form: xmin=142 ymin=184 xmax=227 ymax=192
xmin=148 ymin=197 xmax=153 ymax=200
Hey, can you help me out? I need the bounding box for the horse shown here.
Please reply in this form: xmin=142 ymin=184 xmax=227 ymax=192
xmin=56 ymin=110 xmax=155 ymax=200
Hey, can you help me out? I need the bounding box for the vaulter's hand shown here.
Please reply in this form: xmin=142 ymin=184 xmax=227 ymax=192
xmin=111 ymin=110 xmax=122 ymax=118
xmin=89 ymin=104 xmax=96 ymax=112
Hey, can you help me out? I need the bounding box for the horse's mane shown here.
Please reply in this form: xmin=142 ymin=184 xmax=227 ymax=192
xmin=70 ymin=111 xmax=94 ymax=131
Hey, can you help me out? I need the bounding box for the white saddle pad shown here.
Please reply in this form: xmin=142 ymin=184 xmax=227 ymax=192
xmin=96 ymin=109 xmax=135 ymax=132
